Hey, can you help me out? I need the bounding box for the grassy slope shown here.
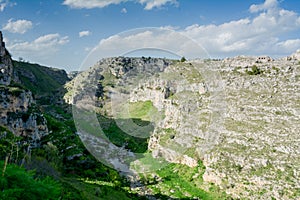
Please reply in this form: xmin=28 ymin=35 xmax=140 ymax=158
xmin=13 ymin=60 xmax=69 ymax=95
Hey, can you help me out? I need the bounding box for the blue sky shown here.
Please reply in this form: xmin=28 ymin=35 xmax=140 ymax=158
xmin=0 ymin=0 xmax=300 ymax=71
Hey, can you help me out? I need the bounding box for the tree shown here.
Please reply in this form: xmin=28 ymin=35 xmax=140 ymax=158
xmin=180 ymin=57 xmax=186 ymax=62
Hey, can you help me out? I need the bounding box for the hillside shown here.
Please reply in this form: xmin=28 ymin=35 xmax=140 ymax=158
xmin=0 ymin=31 xmax=150 ymax=200
xmin=68 ymin=55 xmax=299 ymax=199
xmin=13 ymin=60 xmax=69 ymax=96
xmin=1 ymin=29 xmax=299 ymax=199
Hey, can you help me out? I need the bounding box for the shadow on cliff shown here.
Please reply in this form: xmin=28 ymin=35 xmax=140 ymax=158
xmin=97 ymin=114 xmax=153 ymax=153
xmin=12 ymin=60 xmax=70 ymax=106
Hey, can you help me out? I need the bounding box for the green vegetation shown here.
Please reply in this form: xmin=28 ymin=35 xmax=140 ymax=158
xmin=233 ymin=66 xmax=242 ymax=74
xmin=7 ymin=86 xmax=24 ymax=96
xmin=0 ymin=161 xmax=61 ymax=200
xmin=180 ymin=56 xmax=187 ymax=62
xmin=159 ymin=128 xmax=177 ymax=146
xmin=0 ymin=57 xmax=234 ymax=200
xmin=161 ymin=62 xmax=204 ymax=84
xmin=38 ymin=108 xmax=146 ymax=199
xmin=246 ymin=65 xmax=262 ymax=75
xmin=140 ymin=161 xmax=229 ymax=200
xmin=0 ymin=85 xmax=25 ymax=98
xmin=96 ymin=100 xmax=162 ymax=153
xmin=60 ymin=177 xmax=146 ymax=200
xmin=98 ymin=115 xmax=151 ymax=153
xmin=0 ymin=126 xmax=27 ymax=165
xmin=117 ymin=100 xmax=161 ymax=122
xmin=13 ymin=61 xmax=68 ymax=96
xmin=271 ymin=65 xmax=280 ymax=74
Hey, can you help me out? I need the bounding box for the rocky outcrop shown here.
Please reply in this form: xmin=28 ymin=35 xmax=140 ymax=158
xmin=0 ymin=87 xmax=48 ymax=144
xmin=64 ymin=57 xmax=172 ymax=104
xmin=0 ymin=31 xmax=13 ymax=85
xmin=288 ymin=49 xmax=300 ymax=60
xmin=69 ymin=55 xmax=299 ymax=199
xmin=0 ymin=31 xmax=48 ymax=146
xmin=198 ymin=56 xmax=300 ymax=200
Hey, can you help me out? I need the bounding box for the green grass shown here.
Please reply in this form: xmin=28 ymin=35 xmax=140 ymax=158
xmin=0 ymin=161 xmax=62 ymax=200
xmin=97 ymin=115 xmax=152 ymax=153
xmin=141 ymin=161 xmax=230 ymax=199
xmin=60 ymin=177 xmax=145 ymax=200
xmin=130 ymin=152 xmax=169 ymax=172
xmin=13 ymin=61 xmax=68 ymax=96
xmin=96 ymin=100 xmax=159 ymax=153
xmin=117 ymin=100 xmax=161 ymax=122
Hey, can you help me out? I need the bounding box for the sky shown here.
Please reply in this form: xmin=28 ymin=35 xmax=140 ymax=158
xmin=0 ymin=0 xmax=300 ymax=71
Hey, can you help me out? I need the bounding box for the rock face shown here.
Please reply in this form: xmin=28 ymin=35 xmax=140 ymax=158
xmin=69 ymin=55 xmax=299 ymax=200
xmin=0 ymin=31 xmax=13 ymax=85
xmin=0 ymin=31 xmax=48 ymax=146
xmin=290 ymin=49 xmax=300 ymax=60
xmin=199 ymin=57 xmax=300 ymax=200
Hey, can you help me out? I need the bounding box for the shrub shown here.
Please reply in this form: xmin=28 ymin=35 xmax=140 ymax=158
xmin=0 ymin=161 xmax=62 ymax=200
xmin=246 ymin=65 xmax=261 ymax=75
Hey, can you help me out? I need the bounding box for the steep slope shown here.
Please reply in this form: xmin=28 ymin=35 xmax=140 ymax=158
xmin=0 ymin=31 xmax=147 ymax=200
xmin=13 ymin=60 xmax=69 ymax=96
xmin=0 ymin=31 xmax=13 ymax=85
xmin=68 ymin=57 xmax=229 ymax=199
xmin=200 ymin=56 xmax=300 ymax=199
xmin=0 ymin=31 xmax=48 ymax=145
xmin=68 ymin=55 xmax=299 ymax=199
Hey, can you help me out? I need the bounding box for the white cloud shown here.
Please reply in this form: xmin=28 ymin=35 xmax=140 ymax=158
xmin=3 ymin=19 xmax=33 ymax=34
xmin=63 ymin=0 xmax=178 ymax=10
xmin=249 ymin=0 xmax=278 ymax=13
xmin=85 ymin=0 xmax=300 ymax=60
xmin=7 ymin=33 xmax=69 ymax=56
xmin=276 ymin=39 xmax=300 ymax=53
xmin=82 ymin=27 xmax=206 ymax=68
xmin=79 ymin=30 xmax=91 ymax=37
xmin=181 ymin=0 xmax=300 ymax=57
xmin=0 ymin=0 xmax=15 ymax=12
xmin=140 ymin=0 xmax=178 ymax=10
xmin=121 ymin=7 xmax=127 ymax=13
xmin=0 ymin=1 xmax=6 ymax=11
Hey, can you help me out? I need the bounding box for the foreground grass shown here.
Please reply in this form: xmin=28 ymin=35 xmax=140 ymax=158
xmin=140 ymin=161 xmax=230 ymax=200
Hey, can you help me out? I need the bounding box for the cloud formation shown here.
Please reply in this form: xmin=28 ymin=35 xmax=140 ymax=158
xmin=0 ymin=0 xmax=15 ymax=12
xmin=0 ymin=0 xmax=6 ymax=11
xmin=63 ymin=0 xmax=177 ymax=10
xmin=121 ymin=7 xmax=127 ymax=13
xmin=7 ymin=33 xmax=69 ymax=56
xmin=181 ymin=0 xmax=300 ymax=56
xmin=249 ymin=0 xmax=278 ymax=13
xmin=90 ymin=0 xmax=300 ymax=58
xmin=79 ymin=30 xmax=91 ymax=37
xmin=3 ymin=19 xmax=33 ymax=34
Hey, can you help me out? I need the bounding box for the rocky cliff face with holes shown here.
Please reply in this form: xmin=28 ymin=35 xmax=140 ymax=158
xmin=200 ymin=56 xmax=300 ymax=200
xmin=68 ymin=54 xmax=299 ymax=199
xmin=0 ymin=31 xmax=48 ymax=145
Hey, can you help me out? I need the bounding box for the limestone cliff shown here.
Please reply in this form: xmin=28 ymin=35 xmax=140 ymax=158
xmin=68 ymin=54 xmax=299 ymax=200
xmin=0 ymin=31 xmax=13 ymax=85
xmin=0 ymin=31 xmax=48 ymax=146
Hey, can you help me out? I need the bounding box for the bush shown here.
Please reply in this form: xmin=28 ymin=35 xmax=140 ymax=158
xmin=0 ymin=161 xmax=62 ymax=200
xmin=246 ymin=65 xmax=261 ymax=75
xmin=180 ymin=57 xmax=187 ymax=62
